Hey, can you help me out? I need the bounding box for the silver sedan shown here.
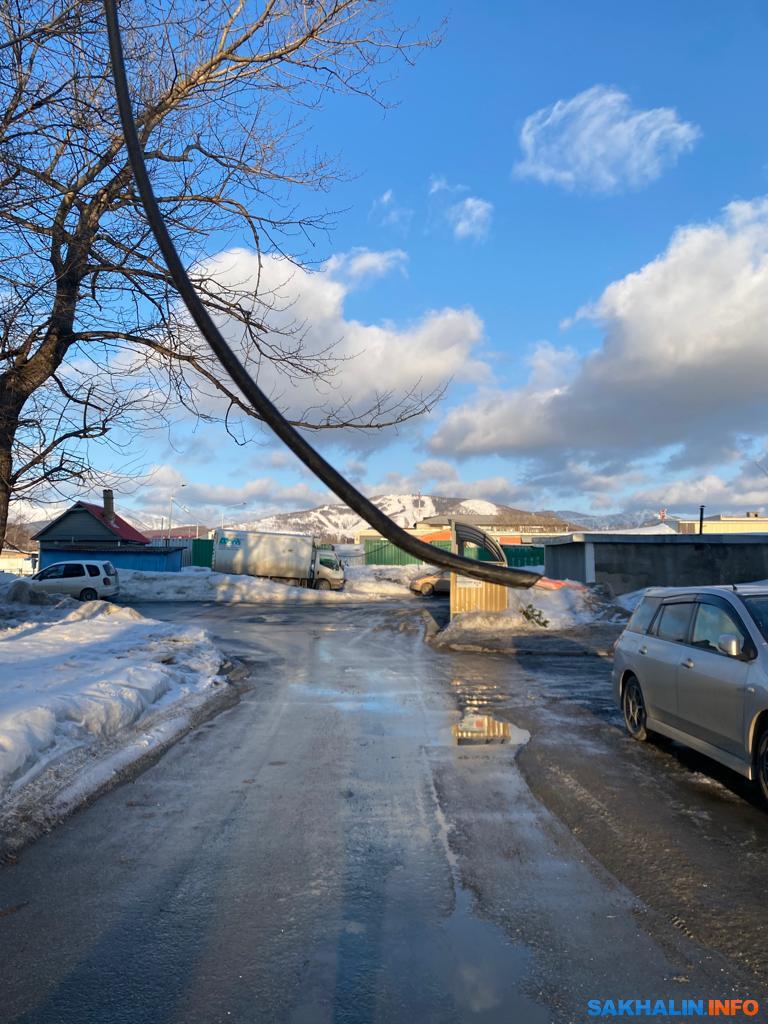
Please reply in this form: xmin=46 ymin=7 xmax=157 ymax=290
xmin=613 ymin=585 xmax=768 ymax=805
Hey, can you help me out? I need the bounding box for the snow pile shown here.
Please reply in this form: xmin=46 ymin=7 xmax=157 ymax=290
xmin=616 ymin=589 xmax=647 ymax=613
xmin=0 ymin=596 xmax=222 ymax=791
xmin=0 ymin=571 xmax=22 ymax=596
xmin=118 ymin=565 xmax=419 ymax=604
xmin=440 ymin=580 xmax=616 ymax=640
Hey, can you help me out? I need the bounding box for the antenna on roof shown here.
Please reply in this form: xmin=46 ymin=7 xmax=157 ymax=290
xmin=732 ymin=583 xmax=738 ymax=591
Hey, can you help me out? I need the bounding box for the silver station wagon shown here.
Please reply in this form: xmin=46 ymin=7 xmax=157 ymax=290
xmin=613 ymin=585 xmax=768 ymax=803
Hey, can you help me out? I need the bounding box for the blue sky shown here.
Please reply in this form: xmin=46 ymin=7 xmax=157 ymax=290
xmin=111 ymin=1 xmax=768 ymax=524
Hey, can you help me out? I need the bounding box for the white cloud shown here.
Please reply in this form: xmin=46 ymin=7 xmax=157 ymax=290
xmin=133 ymin=463 xmax=330 ymax=522
xmin=430 ymin=197 xmax=768 ymax=475
xmin=324 ymin=247 xmax=407 ymax=284
xmin=370 ymin=189 xmax=413 ymax=229
xmin=447 ymin=197 xmax=493 ymax=240
xmin=184 ymin=248 xmax=487 ymax=447
xmin=428 ymin=175 xmax=466 ymax=196
xmin=514 ymin=85 xmax=700 ymax=193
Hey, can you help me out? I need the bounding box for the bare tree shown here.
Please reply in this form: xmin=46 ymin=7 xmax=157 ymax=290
xmin=0 ymin=0 xmax=439 ymax=550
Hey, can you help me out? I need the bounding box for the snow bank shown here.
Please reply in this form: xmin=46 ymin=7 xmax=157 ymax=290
xmin=439 ymin=580 xmax=621 ymax=641
xmin=0 ymin=595 xmax=222 ymax=791
xmin=118 ymin=565 xmax=420 ymax=604
xmin=616 ymin=589 xmax=647 ymax=613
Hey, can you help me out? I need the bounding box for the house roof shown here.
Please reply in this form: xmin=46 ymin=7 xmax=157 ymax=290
xmin=33 ymin=501 xmax=150 ymax=544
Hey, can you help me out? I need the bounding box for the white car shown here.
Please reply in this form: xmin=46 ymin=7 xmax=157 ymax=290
xmin=30 ymin=560 xmax=120 ymax=601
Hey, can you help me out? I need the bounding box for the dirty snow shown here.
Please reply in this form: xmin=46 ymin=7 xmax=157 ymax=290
xmin=0 ymin=586 xmax=222 ymax=792
xmin=440 ymin=580 xmax=623 ymax=641
xmin=118 ymin=564 xmax=422 ymax=604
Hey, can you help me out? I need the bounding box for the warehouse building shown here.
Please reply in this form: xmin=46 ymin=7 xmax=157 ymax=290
xmin=544 ymin=532 xmax=768 ymax=595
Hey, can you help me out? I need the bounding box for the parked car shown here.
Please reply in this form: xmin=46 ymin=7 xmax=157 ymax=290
xmin=29 ymin=560 xmax=120 ymax=601
xmin=613 ymin=585 xmax=768 ymax=803
xmin=410 ymin=569 xmax=451 ymax=597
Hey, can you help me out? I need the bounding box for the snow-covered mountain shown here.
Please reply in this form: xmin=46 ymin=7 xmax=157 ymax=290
xmin=548 ymin=509 xmax=665 ymax=531
xmin=232 ymin=494 xmax=570 ymax=542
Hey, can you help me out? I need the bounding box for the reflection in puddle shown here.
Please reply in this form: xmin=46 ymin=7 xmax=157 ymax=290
xmin=449 ymin=674 xmax=532 ymax=746
xmin=450 ymin=677 xmax=504 ymax=710
xmin=452 ymin=707 xmax=512 ymax=744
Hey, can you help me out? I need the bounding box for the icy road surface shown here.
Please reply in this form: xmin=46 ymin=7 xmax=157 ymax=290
xmin=0 ymin=601 xmax=759 ymax=1022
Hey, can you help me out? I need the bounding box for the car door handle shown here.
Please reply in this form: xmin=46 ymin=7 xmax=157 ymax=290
xmin=639 ymin=646 xmax=647 ymax=655
xmin=681 ymin=658 xmax=695 ymax=669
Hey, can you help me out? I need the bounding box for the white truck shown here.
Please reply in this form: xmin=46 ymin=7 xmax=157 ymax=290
xmin=211 ymin=529 xmax=345 ymax=591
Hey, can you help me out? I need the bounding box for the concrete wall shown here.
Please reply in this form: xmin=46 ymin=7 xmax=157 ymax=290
xmin=545 ymin=543 xmax=588 ymax=583
xmin=546 ymin=536 xmax=768 ymax=594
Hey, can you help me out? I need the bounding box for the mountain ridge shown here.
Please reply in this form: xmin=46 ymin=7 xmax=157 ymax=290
xmin=230 ymin=494 xmax=572 ymax=541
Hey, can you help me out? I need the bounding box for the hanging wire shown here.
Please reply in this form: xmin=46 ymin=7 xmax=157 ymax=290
xmin=102 ymin=0 xmax=541 ymax=589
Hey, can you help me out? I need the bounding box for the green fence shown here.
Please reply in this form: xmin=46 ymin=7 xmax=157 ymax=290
xmin=364 ymin=538 xmax=544 ymax=567
xmin=191 ymin=538 xmax=214 ymax=568
xmin=364 ymin=538 xmax=451 ymax=565
xmin=475 ymin=544 xmax=545 ymax=567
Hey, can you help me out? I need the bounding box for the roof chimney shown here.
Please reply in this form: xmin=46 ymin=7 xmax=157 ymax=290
xmin=103 ymin=488 xmax=115 ymax=523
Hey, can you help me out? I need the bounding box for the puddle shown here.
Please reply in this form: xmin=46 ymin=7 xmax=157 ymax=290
xmin=452 ymin=706 xmax=530 ymax=746
xmin=448 ymin=676 xmax=530 ymax=746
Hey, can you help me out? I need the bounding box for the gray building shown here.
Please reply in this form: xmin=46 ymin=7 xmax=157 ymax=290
xmin=544 ymin=533 xmax=768 ymax=595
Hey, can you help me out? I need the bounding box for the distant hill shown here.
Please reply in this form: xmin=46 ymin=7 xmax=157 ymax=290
xmin=548 ymin=509 xmax=664 ymax=531
xmin=232 ymin=494 xmax=571 ymax=542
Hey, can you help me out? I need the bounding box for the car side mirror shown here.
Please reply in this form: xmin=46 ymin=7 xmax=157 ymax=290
xmin=717 ymin=633 xmax=740 ymax=658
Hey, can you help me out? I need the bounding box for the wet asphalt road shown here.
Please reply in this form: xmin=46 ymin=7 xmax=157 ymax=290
xmin=0 ymin=600 xmax=765 ymax=1023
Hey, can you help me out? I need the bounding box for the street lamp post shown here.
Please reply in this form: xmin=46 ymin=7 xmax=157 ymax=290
xmin=220 ymin=502 xmax=247 ymax=529
xmin=168 ymin=483 xmax=187 ymax=541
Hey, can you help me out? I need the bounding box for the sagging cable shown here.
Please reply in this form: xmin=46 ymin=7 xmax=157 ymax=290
xmin=102 ymin=0 xmax=540 ymax=589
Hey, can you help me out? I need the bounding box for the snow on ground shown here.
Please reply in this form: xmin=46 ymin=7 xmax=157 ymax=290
xmin=439 ymin=580 xmax=624 ymax=642
xmin=118 ymin=565 xmax=422 ymax=604
xmin=616 ymin=589 xmax=647 ymax=613
xmin=0 ymin=584 xmax=223 ymax=793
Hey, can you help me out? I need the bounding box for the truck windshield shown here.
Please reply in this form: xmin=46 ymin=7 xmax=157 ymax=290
xmin=319 ymin=557 xmax=339 ymax=571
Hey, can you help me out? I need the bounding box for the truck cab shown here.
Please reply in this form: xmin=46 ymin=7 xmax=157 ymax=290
xmin=313 ymin=550 xmax=345 ymax=590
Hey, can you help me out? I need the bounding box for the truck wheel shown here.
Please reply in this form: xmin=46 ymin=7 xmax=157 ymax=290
xmin=316 ymin=579 xmax=331 ymax=591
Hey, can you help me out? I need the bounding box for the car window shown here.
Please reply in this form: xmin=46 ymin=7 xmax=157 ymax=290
xmin=691 ymin=603 xmax=747 ymax=655
xmin=103 ymin=562 xmax=117 ymax=576
xmin=38 ymin=564 xmax=65 ymax=580
xmin=86 ymin=564 xmax=101 ymax=577
xmin=653 ymin=602 xmax=694 ymax=643
xmin=319 ymin=557 xmax=339 ymax=570
xmin=62 ymin=564 xmax=86 ymax=578
xmin=626 ymin=596 xmax=661 ymax=634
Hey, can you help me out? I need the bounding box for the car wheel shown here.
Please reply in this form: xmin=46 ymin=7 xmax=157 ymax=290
xmin=622 ymin=675 xmax=649 ymax=742
xmin=421 ymin=583 xmax=435 ymax=597
xmin=753 ymin=727 xmax=768 ymax=806
xmin=316 ymin=579 xmax=331 ymax=591
xmin=79 ymin=588 xmax=98 ymax=602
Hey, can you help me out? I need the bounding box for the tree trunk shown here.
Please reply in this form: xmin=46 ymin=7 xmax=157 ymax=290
xmin=0 ymin=440 xmax=14 ymax=557
xmin=0 ymin=382 xmax=24 ymax=557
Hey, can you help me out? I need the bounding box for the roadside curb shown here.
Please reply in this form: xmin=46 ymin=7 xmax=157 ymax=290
xmin=0 ymin=660 xmax=248 ymax=861
xmin=435 ymin=642 xmax=613 ymax=657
